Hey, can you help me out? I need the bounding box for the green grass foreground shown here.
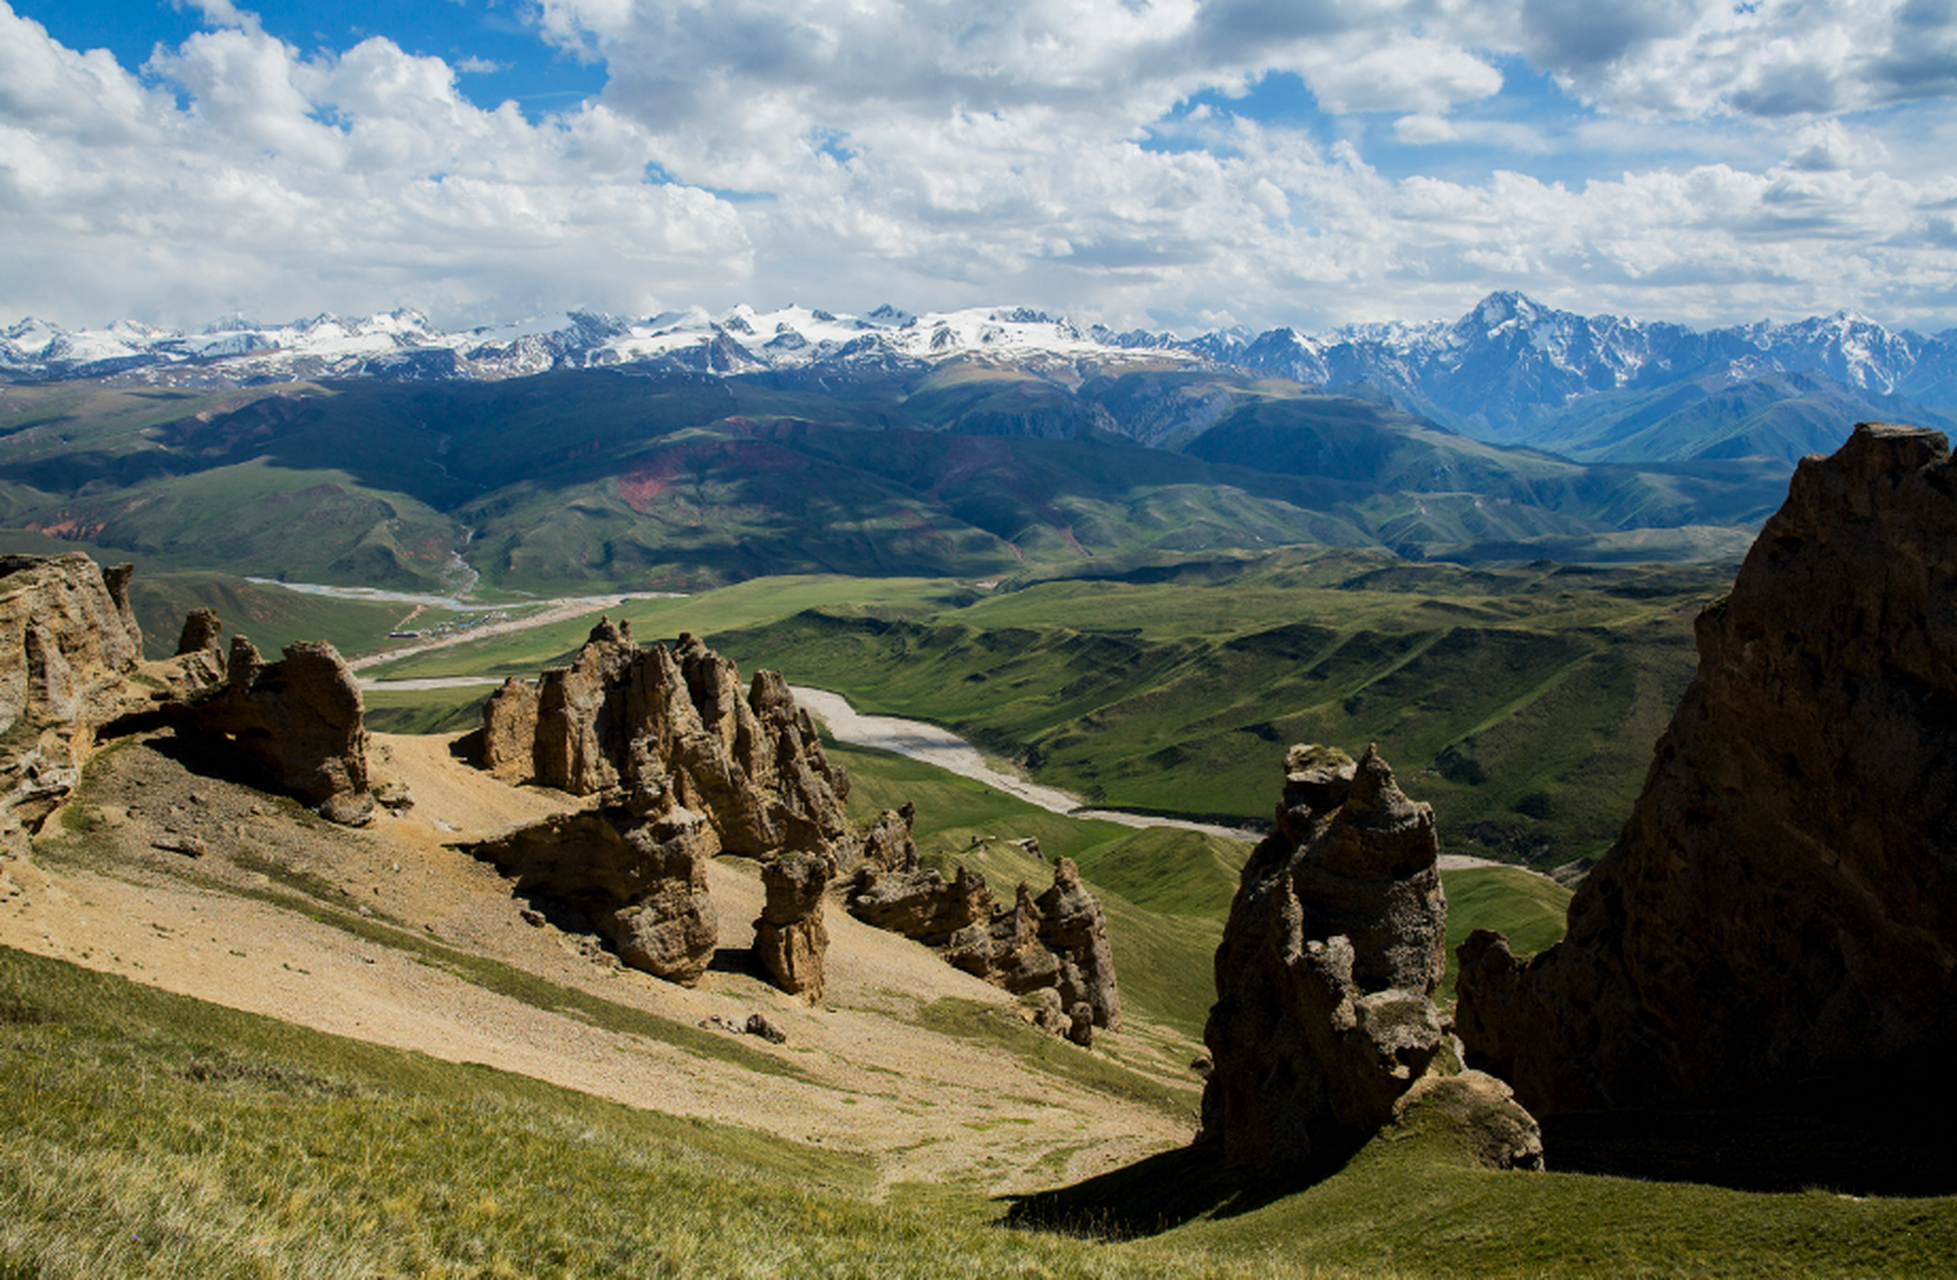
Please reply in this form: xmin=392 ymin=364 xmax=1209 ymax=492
xmin=8 ymin=944 xmax=1955 ymax=1279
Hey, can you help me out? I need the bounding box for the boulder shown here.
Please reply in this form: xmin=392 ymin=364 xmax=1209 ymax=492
xmin=1393 ymin=1070 xmax=1546 ymax=1171
xmin=1456 ymin=424 xmax=1957 ymax=1115
xmin=185 ymin=637 xmax=374 ymax=825
xmin=1198 ymin=744 xmax=1449 ymax=1168
xmin=754 ymin=851 xmax=829 ymax=1001
xmin=466 ymin=776 xmax=717 ymax=985
xmin=1026 ymin=988 xmax=1069 ymax=1036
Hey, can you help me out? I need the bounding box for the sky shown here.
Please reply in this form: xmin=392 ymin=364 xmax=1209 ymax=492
xmin=4 ymin=0 xmax=1957 ymax=335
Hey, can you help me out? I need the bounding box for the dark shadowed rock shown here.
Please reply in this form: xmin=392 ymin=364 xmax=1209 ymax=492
xmin=1456 ymin=423 xmax=1957 ymax=1116
xmin=1199 ymin=743 xmax=1449 ymax=1168
xmin=754 ymin=851 xmax=829 ymax=1001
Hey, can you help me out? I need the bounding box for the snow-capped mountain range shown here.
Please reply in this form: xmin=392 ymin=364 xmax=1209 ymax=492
xmin=6 ymin=294 xmax=1955 ymax=450
xmin=0 ymin=303 xmax=1176 ymax=387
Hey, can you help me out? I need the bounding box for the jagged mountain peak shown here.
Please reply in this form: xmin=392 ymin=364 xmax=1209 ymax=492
xmin=4 ymin=293 xmax=1952 ymax=464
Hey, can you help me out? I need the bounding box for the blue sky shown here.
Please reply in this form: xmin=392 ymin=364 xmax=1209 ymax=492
xmin=5 ymin=0 xmax=1957 ymax=334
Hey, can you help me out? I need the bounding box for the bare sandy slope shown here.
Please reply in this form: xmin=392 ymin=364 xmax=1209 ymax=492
xmin=0 ymin=730 xmax=1200 ymax=1195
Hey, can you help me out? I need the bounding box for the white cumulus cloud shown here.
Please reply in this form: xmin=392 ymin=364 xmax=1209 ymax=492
xmin=1 ymin=0 xmax=1955 ymax=332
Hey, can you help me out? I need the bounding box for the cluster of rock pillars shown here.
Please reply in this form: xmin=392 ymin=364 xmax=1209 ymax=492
xmin=467 ymin=618 xmax=1119 ymax=1042
xmin=2 ymin=420 xmax=1952 ymax=1174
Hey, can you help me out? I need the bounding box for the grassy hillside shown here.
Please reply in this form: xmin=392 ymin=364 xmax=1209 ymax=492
xmin=124 ymin=572 xmax=416 ymax=661
xmin=10 ymin=938 xmax=1953 ymax=1279
xmin=701 ymin=554 xmax=1726 ymax=867
xmin=3 ymin=366 xmax=1779 ymax=595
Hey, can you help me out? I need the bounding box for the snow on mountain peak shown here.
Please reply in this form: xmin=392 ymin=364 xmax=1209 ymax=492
xmin=2 ymin=293 xmax=1948 ymax=425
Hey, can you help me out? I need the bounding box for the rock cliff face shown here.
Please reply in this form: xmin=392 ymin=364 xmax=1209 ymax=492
xmin=0 ymin=554 xmax=241 ymax=846
xmin=0 ymin=553 xmax=374 ymax=840
xmin=481 ymin=625 xmax=853 ymax=864
xmin=0 ymin=554 xmax=148 ymax=845
xmin=466 ymin=774 xmax=718 ymax=985
xmin=1456 ymin=424 xmax=1957 ymax=1115
xmin=1199 ymin=744 xmax=1448 ymax=1168
xmin=185 ymin=636 xmax=374 ymax=825
xmin=847 ymin=855 xmax=1121 ymax=1034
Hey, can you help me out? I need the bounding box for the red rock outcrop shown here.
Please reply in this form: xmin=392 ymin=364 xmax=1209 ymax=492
xmin=1456 ymin=423 xmax=1957 ymax=1115
xmin=1199 ymin=743 xmax=1449 ymax=1168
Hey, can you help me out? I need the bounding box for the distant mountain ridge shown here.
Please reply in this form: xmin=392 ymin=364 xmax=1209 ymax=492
xmin=7 ymin=294 xmax=1954 ymax=462
xmin=1210 ymin=294 xmax=1957 ymax=462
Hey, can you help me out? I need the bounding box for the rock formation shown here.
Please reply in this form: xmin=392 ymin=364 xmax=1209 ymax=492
xmin=479 ymin=676 xmax=539 ymax=782
xmin=1034 ymin=857 xmax=1122 ymax=1032
xmin=1198 ymin=743 xmax=1449 ymax=1168
xmin=466 ymin=773 xmax=718 ymax=985
xmin=848 ymin=862 xmax=995 ymax=950
xmin=470 ymin=625 xmax=950 ymax=985
xmin=857 ymin=803 xmax=920 ymax=873
xmin=753 ymin=851 xmax=829 ymax=1001
xmin=0 ymin=554 xmax=231 ymax=848
xmin=1456 ymin=424 xmax=1957 ymax=1115
xmin=1392 ymin=1071 xmax=1546 ymax=1171
xmin=0 ymin=554 xmax=148 ymax=845
xmin=175 ymin=607 xmax=223 ymax=656
xmin=847 ymin=855 xmax=1121 ymax=1033
xmin=481 ymin=626 xmax=854 ymax=864
xmin=184 ymin=636 xmax=375 ymax=826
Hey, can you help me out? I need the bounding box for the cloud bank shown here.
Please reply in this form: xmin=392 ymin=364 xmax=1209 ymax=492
xmin=2 ymin=0 xmax=1955 ymax=332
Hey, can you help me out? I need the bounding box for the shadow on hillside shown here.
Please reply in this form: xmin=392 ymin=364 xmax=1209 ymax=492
xmin=1541 ymin=1040 xmax=1957 ymax=1197
xmin=141 ymin=724 xmax=282 ymax=792
xmin=997 ymin=1143 xmax=1348 ymax=1240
